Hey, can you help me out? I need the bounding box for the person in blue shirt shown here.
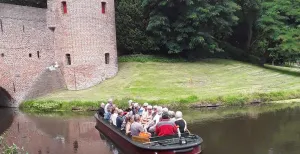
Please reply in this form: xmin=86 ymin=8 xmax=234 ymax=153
xmin=116 ymin=109 xmax=124 ymax=129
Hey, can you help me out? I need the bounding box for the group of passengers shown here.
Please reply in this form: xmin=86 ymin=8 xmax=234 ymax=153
xmin=97 ymin=99 xmax=188 ymax=137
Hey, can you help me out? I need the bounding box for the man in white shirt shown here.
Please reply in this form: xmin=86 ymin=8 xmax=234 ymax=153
xmin=110 ymin=108 xmax=118 ymax=126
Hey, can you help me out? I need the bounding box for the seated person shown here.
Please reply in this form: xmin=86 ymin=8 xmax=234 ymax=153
xmin=174 ymin=111 xmax=187 ymax=133
xmin=155 ymin=111 xmax=177 ymax=137
xmin=97 ymin=103 xmax=105 ymax=117
xmin=110 ymin=108 xmax=118 ymax=126
xmin=148 ymin=106 xmax=163 ymax=133
xmin=142 ymin=105 xmax=153 ymax=124
xmin=104 ymin=98 xmax=113 ymax=113
xmin=130 ymin=114 xmax=145 ymax=136
xmin=125 ymin=115 xmax=134 ymax=136
xmin=116 ymin=109 xmax=124 ymax=129
xmin=168 ymin=111 xmax=176 ymax=122
xmin=125 ymin=100 xmax=133 ymax=112
xmin=104 ymin=108 xmax=112 ymax=121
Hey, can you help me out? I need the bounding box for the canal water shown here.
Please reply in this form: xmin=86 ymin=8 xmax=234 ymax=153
xmin=1 ymin=104 xmax=300 ymax=154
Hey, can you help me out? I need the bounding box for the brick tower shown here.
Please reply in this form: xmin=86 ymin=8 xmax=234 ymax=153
xmin=47 ymin=0 xmax=118 ymax=90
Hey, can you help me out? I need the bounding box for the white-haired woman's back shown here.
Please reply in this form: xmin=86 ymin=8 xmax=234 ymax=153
xmin=175 ymin=111 xmax=187 ymax=133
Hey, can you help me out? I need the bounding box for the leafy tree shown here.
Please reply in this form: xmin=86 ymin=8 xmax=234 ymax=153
xmin=116 ymin=0 xmax=157 ymax=55
xmin=142 ymin=0 xmax=241 ymax=55
xmin=229 ymin=0 xmax=262 ymax=52
xmin=255 ymin=0 xmax=300 ymax=64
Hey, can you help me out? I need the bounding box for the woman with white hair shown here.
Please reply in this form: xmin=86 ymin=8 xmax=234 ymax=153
xmin=125 ymin=100 xmax=133 ymax=112
xmin=162 ymin=107 xmax=169 ymax=113
xmin=110 ymin=108 xmax=119 ymax=126
xmin=142 ymin=105 xmax=153 ymax=124
xmin=168 ymin=111 xmax=176 ymax=122
xmin=148 ymin=106 xmax=163 ymax=133
xmin=175 ymin=111 xmax=187 ymax=133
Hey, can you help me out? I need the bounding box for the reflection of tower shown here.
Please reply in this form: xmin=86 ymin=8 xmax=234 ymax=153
xmin=47 ymin=0 xmax=118 ymax=90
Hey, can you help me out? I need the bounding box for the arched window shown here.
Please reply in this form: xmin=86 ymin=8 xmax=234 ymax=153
xmin=105 ymin=53 xmax=109 ymax=64
xmin=66 ymin=54 xmax=71 ymax=65
xmin=1 ymin=53 xmax=4 ymax=57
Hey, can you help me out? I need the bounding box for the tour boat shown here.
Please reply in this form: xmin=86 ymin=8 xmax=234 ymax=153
xmin=94 ymin=114 xmax=203 ymax=154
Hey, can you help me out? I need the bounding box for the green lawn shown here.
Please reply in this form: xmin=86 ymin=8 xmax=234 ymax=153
xmin=36 ymin=59 xmax=300 ymax=106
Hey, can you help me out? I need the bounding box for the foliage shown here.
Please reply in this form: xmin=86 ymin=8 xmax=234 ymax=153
xmin=118 ymin=54 xmax=186 ymax=63
xmin=29 ymin=59 xmax=300 ymax=111
xmin=0 ymin=134 xmax=28 ymax=154
xmin=254 ymin=0 xmax=300 ymax=64
xmin=1 ymin=0 xmax=299 ymax=63
xmin=20 ymin=100 xmax=99 ymax=112
xmin=142 ymin=0 xmax=240 ymax=55
xmin=24 ymin=89 xmax=300 ymax=112
xmin=116 ymin=0 xmax=157 ymax=54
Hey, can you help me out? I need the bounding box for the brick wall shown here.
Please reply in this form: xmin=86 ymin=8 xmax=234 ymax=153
xmin=0 ymin=0 xmax=118 ymax=107
xmin=49 ymin=0 xmax=118 ymax=90
xmin=0 ymin=4 xmax=64 ymax=107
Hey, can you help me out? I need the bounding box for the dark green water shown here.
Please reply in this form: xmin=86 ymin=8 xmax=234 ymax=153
xmin=1 ymin=104 xmax=300 ymax=154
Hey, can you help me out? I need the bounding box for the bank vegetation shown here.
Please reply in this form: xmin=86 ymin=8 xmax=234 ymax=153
xmin=22 ymin=58 xmax=300 ymax=112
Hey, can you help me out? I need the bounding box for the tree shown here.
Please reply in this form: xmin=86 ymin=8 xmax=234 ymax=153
xmin=142 ymin=0 xmax=241 ymax=55
xmin=116 ymin=0 xmax=157 ymax=55
xmin=255 ymin=0 xmax=300 ymax=64
xmin=229 ymin=0 xmax=262 ymax=52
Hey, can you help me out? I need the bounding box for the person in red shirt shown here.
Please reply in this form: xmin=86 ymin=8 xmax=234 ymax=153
xmin=155 ymin=111 xmax=177 ymax=136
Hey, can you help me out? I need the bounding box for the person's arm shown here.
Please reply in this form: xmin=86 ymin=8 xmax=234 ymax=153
xmin=183 ymin=119 xmax=187 ymax=131
xmin=173 ymin=124 xmax=178 ymax=133
xmin=126 ymin=124 xmax=131 ymax=135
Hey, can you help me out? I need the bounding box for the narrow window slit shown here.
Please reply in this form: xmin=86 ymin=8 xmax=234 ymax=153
xmin=62 ymin=1 xmax=67 ymax=14
xmin=37 ymin=51 xmax=40 ymax=59
xmin=105 ymin=53 xmax=109 ymax=64
xmin=0 ymin=19 xmax=3 ymax=32
xmin=29 ymin=53 xmax=32 ymax=57
xmin=23 ymin=25 xmax=25 ymax=32
xmin=66 ymin=54 xmax=71 ymax=65
xmin=13 ymin=82 xmax=16 ymax=93
xmin=1 ymin=53 xmax=4 ymax=57
xmin=101 ymin=2 xmax=106 ymax=14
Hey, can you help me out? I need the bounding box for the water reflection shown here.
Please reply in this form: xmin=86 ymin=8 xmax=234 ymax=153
xmin=1 ymin=104 xmax=300 ymax=154
xmin=0 ymin=108 xmax=16 ymax=134
xmin=99 ymin=133 xmax=123 ymax=154
xmin=0 ymin=111 xmax=115 ymax=154
xmin=189 ymin=106 xmax=300 ymax=154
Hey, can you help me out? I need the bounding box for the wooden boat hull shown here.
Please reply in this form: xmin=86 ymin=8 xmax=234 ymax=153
xmin=95 ymin=114 xmax=202 ymax=154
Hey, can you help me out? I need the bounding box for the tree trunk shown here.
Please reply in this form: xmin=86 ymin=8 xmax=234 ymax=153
xmin=245 ymin=21 xmax=253 ymax=53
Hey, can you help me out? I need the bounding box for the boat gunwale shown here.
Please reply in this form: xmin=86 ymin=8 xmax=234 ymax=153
xmin=94 ymin=113 xmax=203 ymax=151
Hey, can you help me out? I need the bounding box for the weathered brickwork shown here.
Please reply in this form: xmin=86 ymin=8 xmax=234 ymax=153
xmin=0 ymin=1 xmax=118 ymax=107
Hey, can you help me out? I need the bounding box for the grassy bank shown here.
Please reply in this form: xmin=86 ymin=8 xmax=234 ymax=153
xmin=22 ymin=58 xmax=300 ymax=112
